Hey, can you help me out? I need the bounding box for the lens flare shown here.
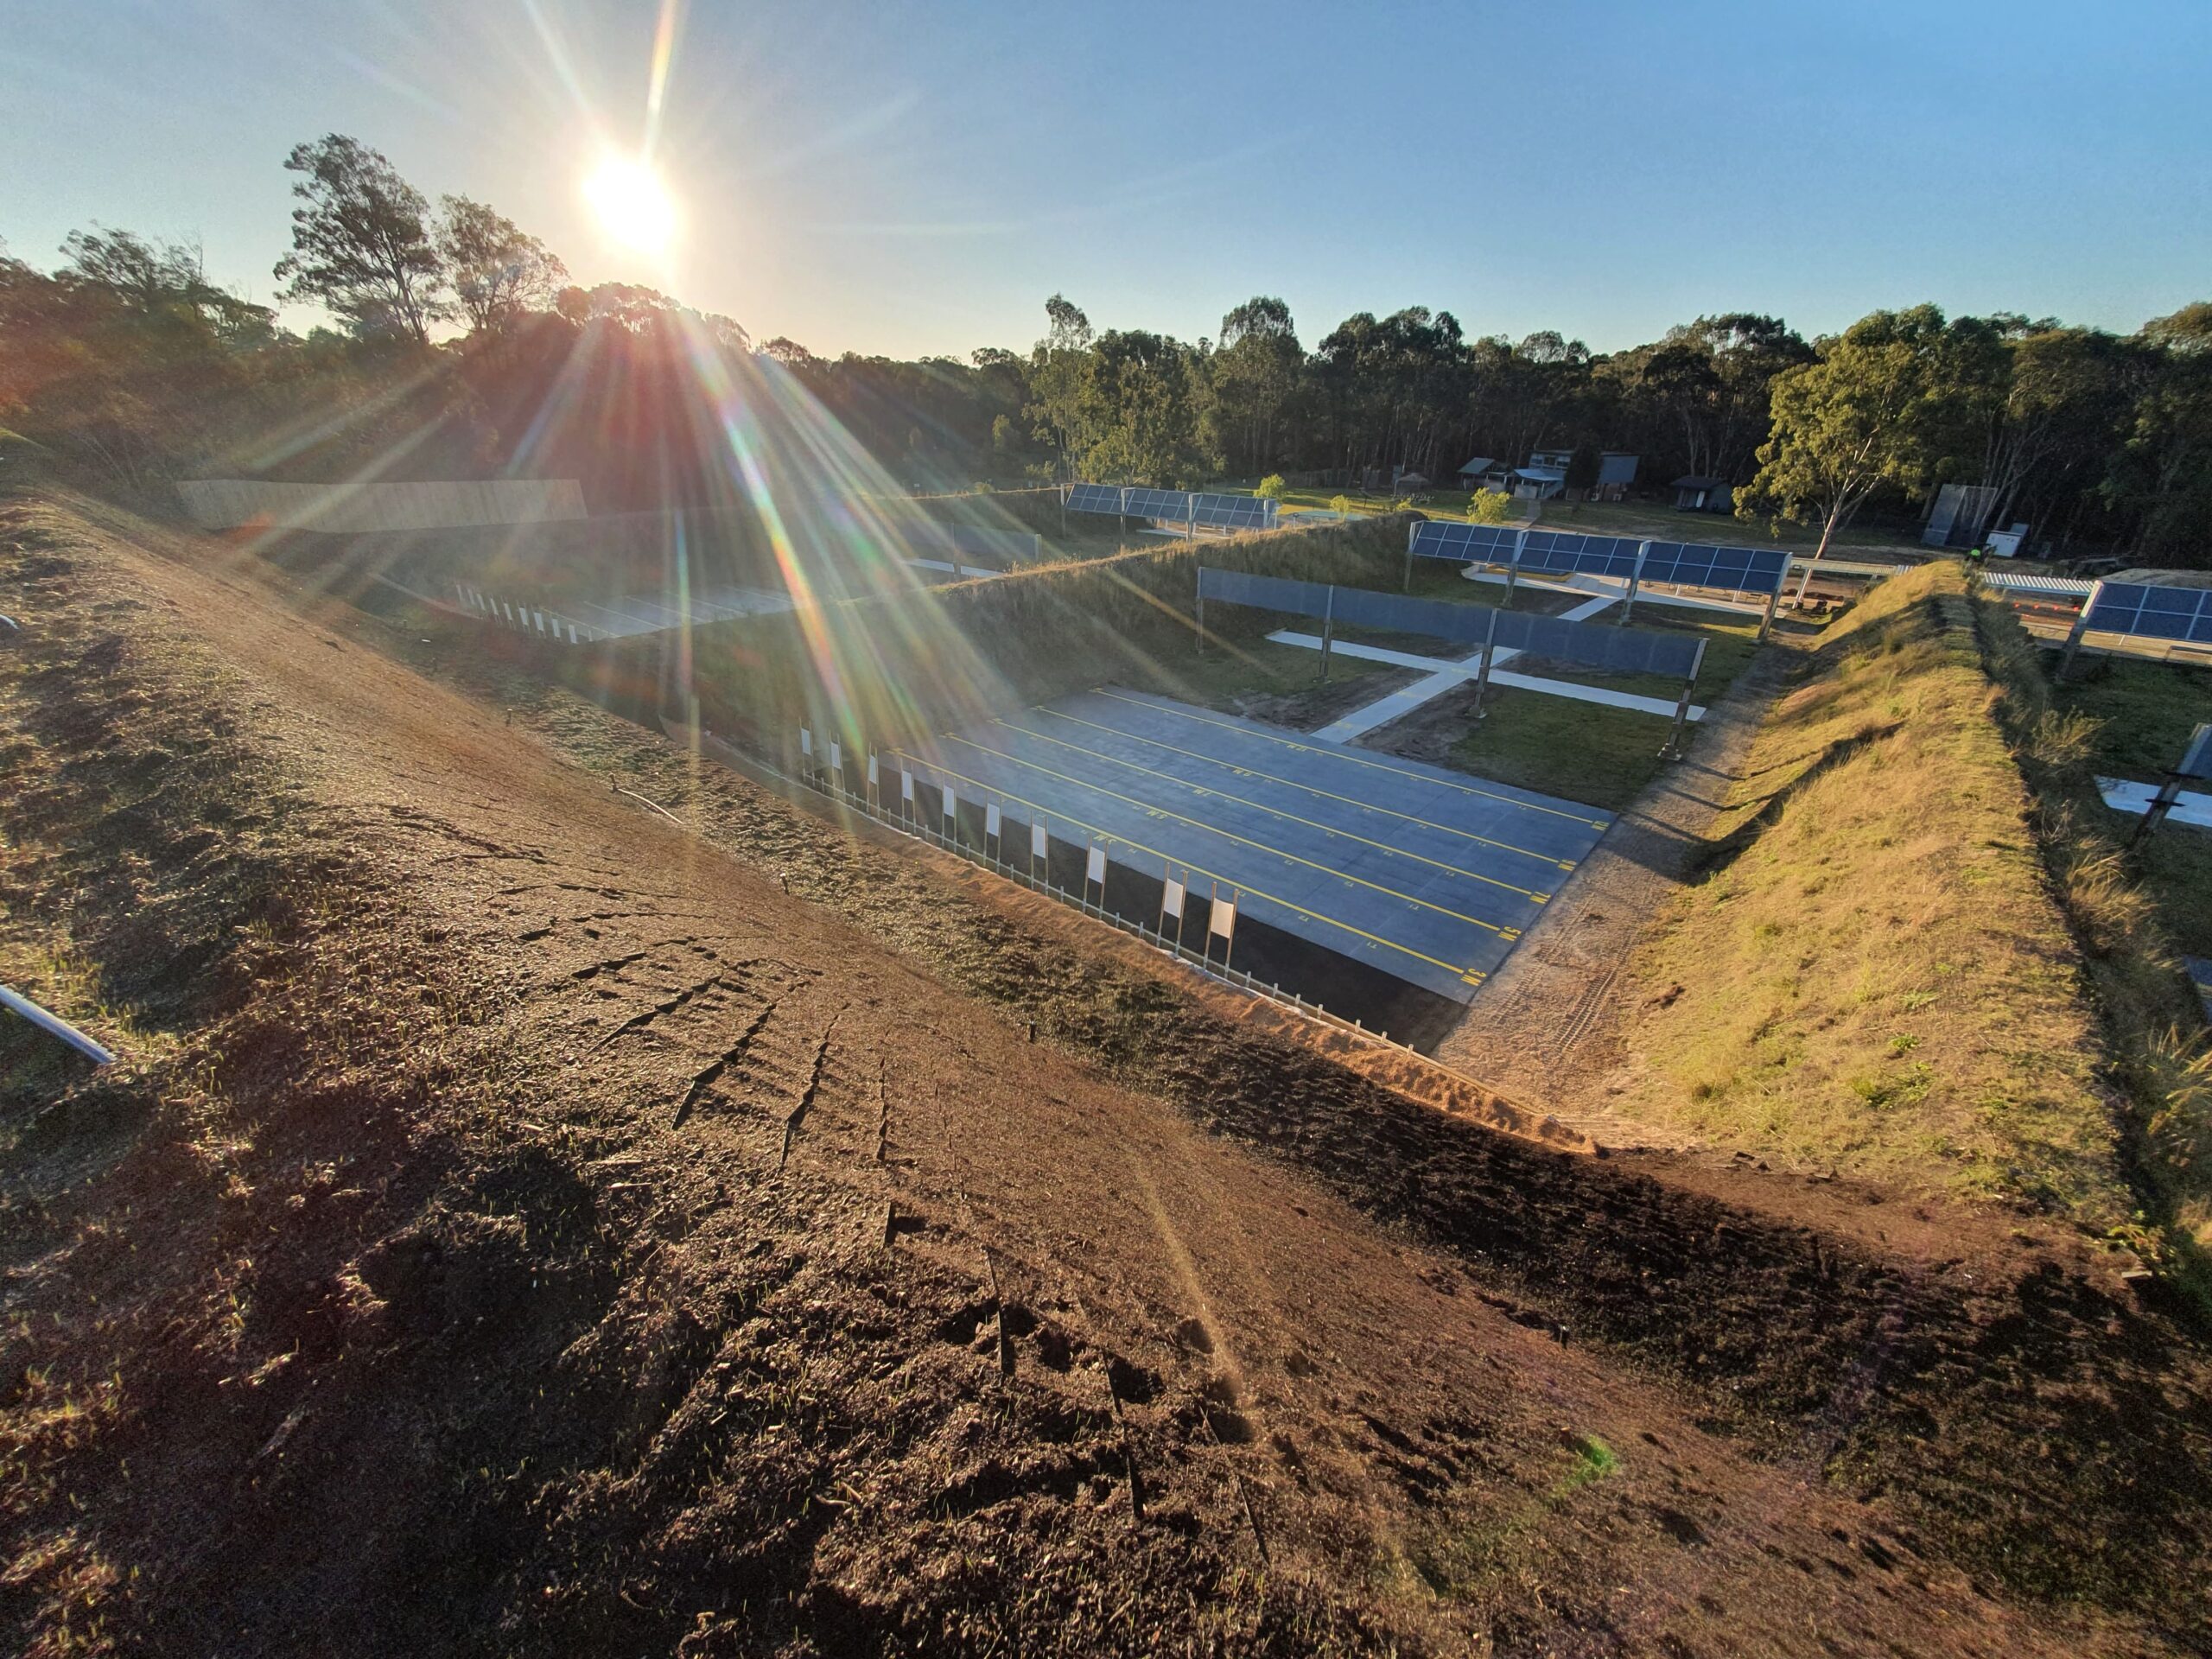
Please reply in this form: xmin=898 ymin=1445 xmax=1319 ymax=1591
xmin=583 ymin=152 xmax=677 ymax=254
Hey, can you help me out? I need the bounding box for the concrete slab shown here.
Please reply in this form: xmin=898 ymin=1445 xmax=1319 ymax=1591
xmin=890 ymin=686 xmax=1611 ymax=1002
xmin=2098 ymin=776 xmax=2212 ymax=830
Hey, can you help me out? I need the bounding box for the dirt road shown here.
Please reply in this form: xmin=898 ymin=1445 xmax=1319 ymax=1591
xmin=3 ymin=486 xmax=2203 ymax=1656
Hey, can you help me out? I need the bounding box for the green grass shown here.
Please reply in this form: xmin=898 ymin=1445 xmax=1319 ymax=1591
xmin=2052 ymin=658 xmax=2212 ymax=959
xmin=1140 ymin=634 xmax=1403 ymax=711
xmin=1446 ymin=686 xmax=1675 ymax=811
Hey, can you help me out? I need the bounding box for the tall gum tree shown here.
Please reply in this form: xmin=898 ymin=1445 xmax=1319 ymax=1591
xmin=1742 ymin=305 xmax=1967 ymax=596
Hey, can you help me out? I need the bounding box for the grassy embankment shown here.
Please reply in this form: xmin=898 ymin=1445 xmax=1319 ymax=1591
xmin=1611 ymin=564 xmax=2212 ymax=1268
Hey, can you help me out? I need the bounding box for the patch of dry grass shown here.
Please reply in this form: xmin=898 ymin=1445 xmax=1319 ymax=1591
xmin=1617 ymin=564 xmax=2132 ymax=1222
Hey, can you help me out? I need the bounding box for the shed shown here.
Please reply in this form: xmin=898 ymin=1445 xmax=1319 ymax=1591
xmin=1457 ymin=456 xmax=1497 ymax=482
xmin=1513 ymin=466 xmax=1567 ymax=502
xmin=1672 ymin=475 xmax=1732 ymax=512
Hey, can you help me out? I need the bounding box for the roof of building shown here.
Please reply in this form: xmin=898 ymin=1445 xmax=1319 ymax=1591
xmin=1516 ymin=467 xmax=1567 ymax=483
xmin=1457 ymin=456 xmax=1497 ymax=474
xmin=1673 ymin=474 xmax=1729 ymax=489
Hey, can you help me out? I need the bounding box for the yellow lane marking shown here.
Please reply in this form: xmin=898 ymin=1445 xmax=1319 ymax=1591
xmin=931 ymin=731 xmax=1514 ymax=937
xmin=995 ymin=715 xmax=1553 ymax=901
xmin=887 ymin=748 xmax=1478 ymax=981
xmin=1032 ymin=704 xmax=1576 ymax=874
xmin=1091 ymin=687 xmax=1611 ymax=831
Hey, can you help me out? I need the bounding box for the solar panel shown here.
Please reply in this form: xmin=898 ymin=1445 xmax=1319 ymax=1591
xmin=1408 ymin=521 xmax=1522 ymax=563
xmin=1123 ymin=486 xmax=1194 ymax=523
xmin=1191 ymin=492 xmax=1277 ymax=531
xmin=1640 ymin=541 xmax=1790 ymax=596
xmin=1065 ymin=483 xmax=1125 ymax=515
xmin=1517 ymin=530 xmax=1643 ymax=582
xmin=2084 ymin=582 xmax=2212 ymax=645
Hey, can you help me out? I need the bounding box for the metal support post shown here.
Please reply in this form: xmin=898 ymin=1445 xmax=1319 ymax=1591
xmin=2057 ymin=581 xmax=2103 ymax=680
xmin=1505 ymin=528 xmax=1527 ymax=602
xmin=1623 ymin=542 xmax=1649 ymax=626
xmin=1194 ymin=567 xmax=1205 ymax=655
xmin=1319 ymin=585 xmax=1335 ymax=681
xmin=1404 ymin=522 xmax=1415 ymax=592
xmin=1661 ymin=639 xmax=1707 ymax=760
xmin=1469 ymin=606 xmax=1501 ymax=721
xmin=1758 ymin=582 xmax=1781 ymax=643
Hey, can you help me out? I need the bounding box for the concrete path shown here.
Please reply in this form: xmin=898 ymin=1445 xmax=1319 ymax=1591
xmin=2097 ymin=776 xmax=2212 ymax=830
xmin=1275 ymin=590 xmax=1703 ymax=741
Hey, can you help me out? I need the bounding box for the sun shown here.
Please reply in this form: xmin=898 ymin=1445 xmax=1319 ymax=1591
xmin=583 ymin=152 xmax=677 ymax=256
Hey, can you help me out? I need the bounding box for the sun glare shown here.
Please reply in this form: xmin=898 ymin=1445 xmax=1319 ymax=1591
xmin=583 ymin=153 xmax=677 ymax=255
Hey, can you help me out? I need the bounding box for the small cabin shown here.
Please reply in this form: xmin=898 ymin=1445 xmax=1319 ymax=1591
xmin=1672 ymin=475 xmax=1733 ymax=512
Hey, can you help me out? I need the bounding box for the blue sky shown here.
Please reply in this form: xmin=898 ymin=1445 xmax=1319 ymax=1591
xmin=5 ymin=0 xmax=2208 ymax=358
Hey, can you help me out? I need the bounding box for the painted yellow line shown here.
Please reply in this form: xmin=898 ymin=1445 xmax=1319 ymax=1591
xmin=887 ymin=748 xmax=1478 ymax=982
xmin=1092 ymin=687 xmax=1611 ymax=831
xmin=995 ymin=715 xmax=1553 ymax=901
xmin=932 ymin=730 xmax=1514 ymax=938
xmin=1033 ymin=703 xmax=1577 ymax=874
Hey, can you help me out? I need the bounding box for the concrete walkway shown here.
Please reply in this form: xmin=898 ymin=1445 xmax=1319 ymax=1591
xmin=1279 ymin=589 xmax=1695 ymax=743
xmin=2097 ymin=776 xmax=2212 ymax=830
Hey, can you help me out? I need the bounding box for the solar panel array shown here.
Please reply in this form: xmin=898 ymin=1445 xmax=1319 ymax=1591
xmin=1408 ymin=521 xmax=1789 ymax=596
xmin=1064 ymin=483 xmax=1279 ymax=532
xmin=1198 ymin=566 xmax=1704 ymax=680
xmin=2082 ymin=582 xmax=2212 ymax=645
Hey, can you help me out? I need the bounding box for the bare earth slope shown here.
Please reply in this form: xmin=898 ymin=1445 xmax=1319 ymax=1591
xmin=2 ymin=488 xmax=2207 ymax=1656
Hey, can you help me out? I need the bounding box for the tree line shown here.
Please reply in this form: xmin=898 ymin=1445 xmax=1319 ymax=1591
xmin=2 ymin=133 xmax=2207 ymax=563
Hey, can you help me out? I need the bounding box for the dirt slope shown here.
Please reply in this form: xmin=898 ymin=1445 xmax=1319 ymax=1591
xmin=2 ymin=487 xmax=2205 ymax=1656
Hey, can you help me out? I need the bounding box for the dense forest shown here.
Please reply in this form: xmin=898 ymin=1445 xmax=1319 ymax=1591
xmin=3 ymin=134 xmax=2208 ymax=563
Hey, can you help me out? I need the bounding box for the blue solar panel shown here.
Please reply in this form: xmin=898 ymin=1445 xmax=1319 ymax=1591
xmin=1410 ymin=520 xmax=1787 ymax=596
xmin=1639 ymin=541 xmax=1789 ymax=596
xmin=1123 ymin=486 xmax=1194 ymax=522
xmin=1191 ymin=492 xmax=1278 ymax=531
xmin=1066 ymin=483 xmax=1125 ymax=515
xmin=2084 ymin=582 xmax=2212 ymax=645
xmin=1408 ymin=521 xmax=1522 ymax=563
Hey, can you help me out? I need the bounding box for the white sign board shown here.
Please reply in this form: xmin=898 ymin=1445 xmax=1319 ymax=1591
xmin=985 ymin=803 xmax=1001 ymax=839
xmin=1032 ymin=820 xmax=1048 ymax=859
xmin=1086 ymin=844 xmax=1107 ymax=886
xmin=943 ymin=783 xmax=957 ymax=821
xmin=800 ymin=727 xmax=813 ymax=757
xmin=867 ymin=753 xmax=880 ymax=788
xmin=829 ymin=740 xmax=841 ymax=772
xmin=1162 ymin=878 xmax=1185 ymax=919
xmin=901 ymin=768 xmax=914 ymax=804
xmin=1211 ymin=894 xmax=1237 ymax=940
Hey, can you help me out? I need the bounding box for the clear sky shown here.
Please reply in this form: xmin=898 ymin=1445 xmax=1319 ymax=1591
xmin=5 ymin=0 xmax=2209 ymax=359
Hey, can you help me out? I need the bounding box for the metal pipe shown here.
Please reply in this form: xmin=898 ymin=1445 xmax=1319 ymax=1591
xmin=0 ymin=985 xmax=115 ymax=1066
